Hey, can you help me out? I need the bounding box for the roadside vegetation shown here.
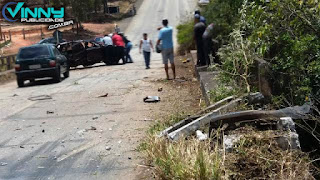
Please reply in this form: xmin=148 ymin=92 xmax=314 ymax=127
xmin=0 ymin=40 xmax=10 ymax=50
xmin=154 ymin=0 xmax=320 ymax=179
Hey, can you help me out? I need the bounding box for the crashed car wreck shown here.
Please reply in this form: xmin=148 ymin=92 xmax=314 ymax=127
xmin=57 ymin=40 xmax=125 ymax=68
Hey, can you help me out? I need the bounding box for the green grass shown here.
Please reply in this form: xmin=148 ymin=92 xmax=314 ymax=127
xmin=0 ymin=40 xmax=10 ymax=49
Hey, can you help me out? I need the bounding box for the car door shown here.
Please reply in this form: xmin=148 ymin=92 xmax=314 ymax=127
xmin=52 ymin=46 xmax=67 ymax=73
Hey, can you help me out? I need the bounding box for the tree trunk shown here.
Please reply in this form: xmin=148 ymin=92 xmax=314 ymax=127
xmin=104 ymin=0 xmax=109 ymax=14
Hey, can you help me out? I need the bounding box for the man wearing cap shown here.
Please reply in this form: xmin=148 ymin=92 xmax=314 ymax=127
xmin=195 ymin=10 xmax=206 ymax=25
xmin=194 ymin=14 xmax=207 ymax=66
xmin=157 ymin=19 xmax=176 ymax=80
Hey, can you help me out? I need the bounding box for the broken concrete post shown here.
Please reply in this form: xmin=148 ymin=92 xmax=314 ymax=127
xmin=167 ymin=98 xmax=242 ymax=141
xmin=158 ymin=95 xmax=235 ymax=138
xmin=276 ymin=132 xmax=301 ymax=150
xmin=276 ymin=117 xmax=301 ymax=150
xmin=277 ymin=117 xmax=297 ymax=132
xmin=168 ymin=103 xmax=310 ymax=141
xmin=198 ymin=96 xmax=235 ymax=114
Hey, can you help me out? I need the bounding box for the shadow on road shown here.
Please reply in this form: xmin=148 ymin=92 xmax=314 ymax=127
xmin=20 ymin=78 xmax=67 ymax=88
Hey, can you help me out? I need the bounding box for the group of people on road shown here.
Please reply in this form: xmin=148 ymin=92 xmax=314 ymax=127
xmin=103 ymin=19 xmax=176 ymax=80
xmin=101 ymin=27 xmax=133 ymax=64
xmin=138 ymin=19 xmax=175 ymax=79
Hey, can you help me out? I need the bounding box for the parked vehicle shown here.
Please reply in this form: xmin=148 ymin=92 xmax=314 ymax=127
xmin=93 ymin=36 xmax=104 ymax=45
xmin=38 ymin=37 xmax=66 ymax=45
xmin=15 ymin=44 xmax=69 ymax=87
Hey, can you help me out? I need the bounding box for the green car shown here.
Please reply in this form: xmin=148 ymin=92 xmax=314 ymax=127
xmin=15 ymin=44 xmax=69 ymax=87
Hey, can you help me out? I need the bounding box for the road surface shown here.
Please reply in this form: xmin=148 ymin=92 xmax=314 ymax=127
xmin=0 ymin=0 xmax=196 ymax=179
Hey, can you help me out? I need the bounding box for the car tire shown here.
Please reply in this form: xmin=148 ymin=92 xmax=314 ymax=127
xmin=63 ymin=69 xmax=70 ymax=78
xmin=17 ymin=78 xmax=24 ymax=88
xmin=53 ymin=68 xmax=61 ymax=83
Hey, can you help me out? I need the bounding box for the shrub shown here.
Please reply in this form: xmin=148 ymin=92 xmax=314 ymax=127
xmin=177 ymin=20 xmax=194 ymax=54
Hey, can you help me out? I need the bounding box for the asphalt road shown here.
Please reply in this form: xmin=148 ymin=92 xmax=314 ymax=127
xmin=0 ymin=0 xmax=196 ymax=179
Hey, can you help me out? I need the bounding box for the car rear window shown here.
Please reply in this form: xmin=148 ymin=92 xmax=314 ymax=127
xmin=18 ymin=46 xmax=50 ymax=59
xmin=95 ymin=38 xmax=102 ymax=42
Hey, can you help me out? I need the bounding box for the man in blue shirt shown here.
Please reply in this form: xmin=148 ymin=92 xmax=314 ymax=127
xmin=195 ymin=10 xmax=206 ymax=25
xmin=157 ymin=19 xmax=176 ymax=80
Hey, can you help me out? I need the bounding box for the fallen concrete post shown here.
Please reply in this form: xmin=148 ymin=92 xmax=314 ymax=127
xmin=168 ymin=103 xmax=311 ymax=141
xmin=198 ymin=96 xmax=235 ymax=114
xmin=158 ymin=95 xmax=235 ymax=137
xmin=167 ymin=98 xmax=242 ymax=141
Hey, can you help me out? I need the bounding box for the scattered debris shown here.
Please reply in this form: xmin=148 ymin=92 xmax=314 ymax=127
xmin=224 ymin=134 xmax=242 ymax=153
xmin=42 ymin=130 xmax=45 ymax=133
xmin=144 ymin=96 xmax=160 ymax=103
xmin=86 ymin=126 xmax=97 ymax=131
xmin=128 ymin=157 xmax=132 ymax=160
xmin=109 ymin=128 xmax=112 ymax=131
xmin=196 ymin=130 xmax=208 ymax=141
xmin=158 ymin=87 xmax=163 ymax=92
xmin=0 ymin=162 xmax=8 ymax=166
xmin=46 ymin=111 xmax=54 ymax=114
xmin=20 ymin=146 xmax=25 ymax=149
xmin=12 ymin=94 xmax=18 ymax=97
xmin=105 ymin=146 xmax=111 ymax=151
xmin=15 ymin=128 xmax=22 ymax=131
xmin=175 ymin=79 xmax=186 ymax=83
xmin=38 ymin=167 xmax=45 ymax=169
xmin=92 ymin=116 xmax=99 ymax=120
xmin=28 ymin=95 xmax=52 ymax=101
xmin=182 ymin=58 xmax=191 ymax=63
xmin=98 ymin=93 xmax=109 ymax=98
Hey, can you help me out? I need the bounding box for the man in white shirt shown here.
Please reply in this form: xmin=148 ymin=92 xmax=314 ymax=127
xmin=102 ymin=34 xmax=113 ymax=46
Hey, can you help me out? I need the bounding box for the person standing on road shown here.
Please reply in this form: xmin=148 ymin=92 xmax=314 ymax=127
xmin=139 ymin=33 xmax=154 ymax=69
xmin=102 ymin=34 xmax=113 ymax=46
xmin=119 ymin=32 xmax=133 ymax=63
xmin=112 ymin=32 xmax=125 ymax=47
xmin=156 ymin=19 xmax=176 ymax=80
xmin=115 ymin=24 xmax=120 ymax=34
xmin=194 ymin=14 xmax=207 ymax=66
xmin=112 ymin=32 xmax=126 ymax=64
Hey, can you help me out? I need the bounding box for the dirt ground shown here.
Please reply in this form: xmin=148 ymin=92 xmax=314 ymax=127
xmin=136 ymin=56 xmax=203 ymax=179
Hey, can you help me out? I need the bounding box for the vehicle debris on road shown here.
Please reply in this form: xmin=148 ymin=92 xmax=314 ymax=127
xmin=98 ymin=93 xmax=109 ymax=98
xmin=46 ymin=111 xmax=54 ymax=114
xmin=0 ymin=162 xmax=8 ymax=166
xmin=143 ymin=96 xmax=160 ymax=103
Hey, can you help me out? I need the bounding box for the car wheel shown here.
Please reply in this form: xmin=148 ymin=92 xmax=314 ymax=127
xmin=63 ymin=69 xmax=70 ymax=78
xmin=17 ymin=78 xmax=24 ymax=87
xmin=53 ymin=68 xmax=61 ymax=83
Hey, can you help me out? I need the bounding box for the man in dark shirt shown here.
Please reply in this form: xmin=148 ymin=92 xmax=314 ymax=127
xmin=195 ymin=10 xmax=206 ymax=25
xmin=203 ymin=23 xmax=214 ymax=66
xmin=194 ymin=14 xmax=207 ymax=66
